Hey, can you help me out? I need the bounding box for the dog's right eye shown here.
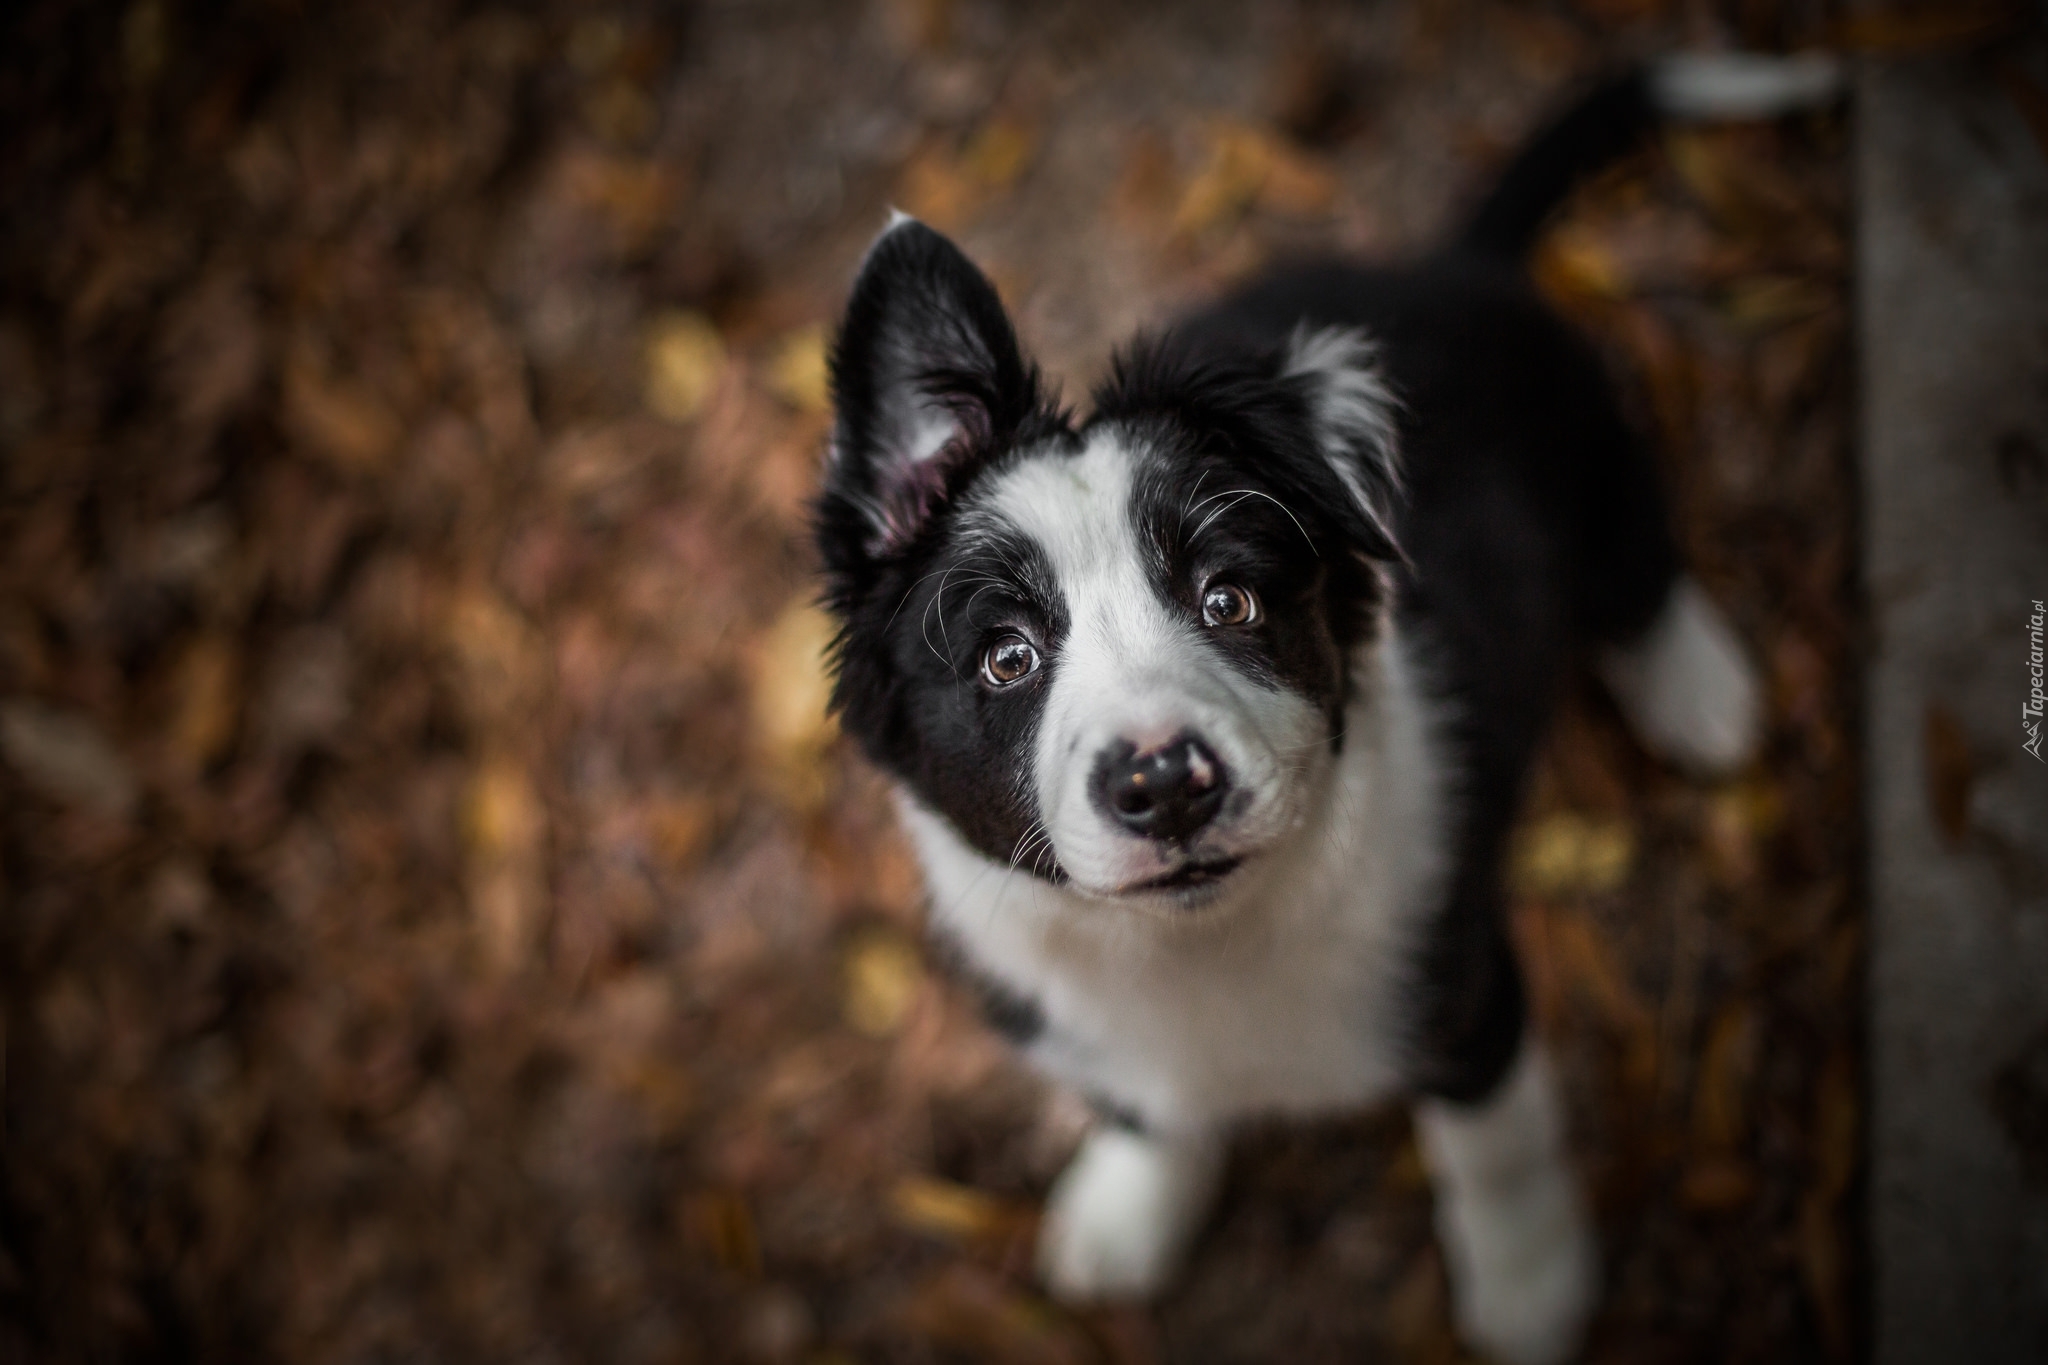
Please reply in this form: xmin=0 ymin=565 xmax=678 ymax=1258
xmin=980 ymin=634 xmax=1040 ymax=687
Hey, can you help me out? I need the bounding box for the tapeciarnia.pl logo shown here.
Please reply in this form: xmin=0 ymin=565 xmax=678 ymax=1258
xmin=2027 ymin=599 xmax=2045 ymax=761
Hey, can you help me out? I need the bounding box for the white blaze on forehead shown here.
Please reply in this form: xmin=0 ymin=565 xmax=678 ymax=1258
xmin=979 ymin=431 xmax=1184 ymax=673
xmin=974 ymin=429 xmax=1327 ymax=894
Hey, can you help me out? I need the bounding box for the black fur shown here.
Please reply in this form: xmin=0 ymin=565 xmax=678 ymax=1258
xmin=1456 ymin=67 xmax=1656 ymax=261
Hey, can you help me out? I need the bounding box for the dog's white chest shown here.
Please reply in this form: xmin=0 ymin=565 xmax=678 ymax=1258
xmin=1023 ymin=898 xmax=1411 ymax=1128
xmin=900 ymin=632 xmax=1449 ymax=1133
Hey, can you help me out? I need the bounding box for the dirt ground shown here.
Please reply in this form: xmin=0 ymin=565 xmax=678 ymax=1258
xmin=1 ymin=1 xmax=1868 ymax=1361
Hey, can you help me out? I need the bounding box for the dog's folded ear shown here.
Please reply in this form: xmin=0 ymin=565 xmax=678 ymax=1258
xmin=821 ymin=215 xmax=1056 ymax=566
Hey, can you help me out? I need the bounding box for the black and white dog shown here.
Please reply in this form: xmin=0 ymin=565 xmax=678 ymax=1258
xmin=815 ymin=55 xmax=1837 ymax=1365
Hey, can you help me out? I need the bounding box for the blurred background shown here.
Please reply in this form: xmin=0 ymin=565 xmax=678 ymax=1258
xmin=0 ymin=0 xmax=1917 ymax=1360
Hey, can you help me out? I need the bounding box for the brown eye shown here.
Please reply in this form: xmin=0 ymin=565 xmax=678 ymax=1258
xmin=981 ymin=634 xmax=1040 ymax=687
xmin=1201 ymin=582 xmax=1258 ymax=627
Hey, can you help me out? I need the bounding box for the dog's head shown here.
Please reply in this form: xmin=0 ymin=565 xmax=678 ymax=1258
xmin=816 ymin=218 xmax=1402 ymax=914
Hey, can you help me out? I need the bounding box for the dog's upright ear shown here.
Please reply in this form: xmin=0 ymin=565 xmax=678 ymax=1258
xmin=819 ymin=215 xmax=1056 ymax=575
xmin=1282 ymin=327 xmax=1404 ymax=563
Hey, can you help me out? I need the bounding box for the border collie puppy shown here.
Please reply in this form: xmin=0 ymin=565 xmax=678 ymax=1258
xmin=815 ymin=55 xmax=1838 ymax=1365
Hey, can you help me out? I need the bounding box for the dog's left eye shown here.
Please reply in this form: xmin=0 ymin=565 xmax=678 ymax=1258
xmin=980 ymin=634 xmax=1040 ymax=687
xmin=1201 ymin=582 xmax=1259 ymax=627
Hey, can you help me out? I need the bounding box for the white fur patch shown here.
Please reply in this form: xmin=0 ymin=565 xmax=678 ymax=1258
xmin=1416 ymin=1043 xmax=1599 ymax=1365
xmin=1282 ymin=326 xmax=1402 ymax=549
xmin=972 ymin=431 xmax=1330 ymax=897
xmin=896 ymin=616 xmax=1448 ymax=1133
xmin=1037 ymin=1127 xmax=1224 ymax=1302
xmin=1598 ymin=577 xmax=1762 ymax=778
xmin=1648 ymin=53 xmax=1844 ymax=121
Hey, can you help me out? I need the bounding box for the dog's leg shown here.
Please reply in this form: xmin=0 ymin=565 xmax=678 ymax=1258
xmin=1415 ymin=1041 xmax=1597 ymax=1365
xmin=1037 ymin=1123 xmax=1223 ymax=1302
xmin=1598 ymin=576 xmax=1761 ymax=778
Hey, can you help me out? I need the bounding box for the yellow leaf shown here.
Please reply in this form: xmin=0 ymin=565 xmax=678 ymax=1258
xmin=1172 ymin=122 xmax=1272 ymax=237
xmin=961 ymin=118 xmax=1035 ymax=191
xmin=899 ymin=146 xmax=979 ymax=231
xmin=889 ymin=1175 xmax=1014 ymax=1243
xmin=464 ymin=755 xmax=542 ymax=857
xmin=1703 ymin=777 xmax=1784 ymax=885
xmin=463 ymin=754 xmax=545 ymax=973
xmin=644 ymin=310 xmax=726 ymax=424
xmin=1511 ymin=812 xmax=1635 ymax=897
xmin=765 ymin=324 xmax=830 ymax=414
xmin=1534 ymin=225 xmax=1629 ymax=306
xmin=843 ymin=930 xmax=923 ymax=1037
xmin=750 ymin=598 xmax=839 ymax=807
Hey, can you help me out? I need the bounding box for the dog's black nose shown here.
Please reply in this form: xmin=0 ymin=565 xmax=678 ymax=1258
xmin=1092 ymin=732 xmax=1229 ymax=843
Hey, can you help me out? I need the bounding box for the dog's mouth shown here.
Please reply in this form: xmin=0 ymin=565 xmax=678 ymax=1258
xmin=1122 ymin=857 xmax=1243 ymax=895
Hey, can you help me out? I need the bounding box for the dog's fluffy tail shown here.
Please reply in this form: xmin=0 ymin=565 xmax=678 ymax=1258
xmin=1453 ymin=53 xmax=1844 ymax=262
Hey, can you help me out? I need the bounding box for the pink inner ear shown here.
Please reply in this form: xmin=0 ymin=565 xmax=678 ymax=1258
xmin=868 ymin=440 xmax=959 ymax=556
xmin=865 ymin=393 xmax=990 ymax=555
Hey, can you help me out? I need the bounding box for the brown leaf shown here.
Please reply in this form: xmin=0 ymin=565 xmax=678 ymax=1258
xmin=1570 ymin=0 xmax=1667 ymax=23
xmin=167 ymin=633 xmax=241 ymax=772
xmin=1812 ymin=1050 xmax=1858 ymax=1205
xmin=1691 ymin=1001 xmax=1757 ymax=1154
xmin=1112 ymin=129 xmax=1179 ymax=237
xmin=447 ymin=583 xmax=538 ymax=722
xmin=283 ymin=339 xmax=400 ymax=474
xmin=644 ymin=793 xmax=715 ymax=870
xmin=1679 ymin=1157 xmax=1757 ymax=1212
xmin=1922 ymin=701 xmax=1972 ymax=845
xmin=1831 ymin=3 xmax=2025 ymax=52
xmin=1546 ymin=905 xmax=1654 ymax=1039
xmin=1172 ymin=121 xmax=1335 ymax=237
xmin=1382 ymin=1247 xmax=1454 ymax=1361
xmin=687 ymin=1189 xmax=762 ymax=1277
xmin=158 ymin=271 xmax=265 ymax=436
xmin=895 ymin=1265 xmax=1094 ymax=1365
xmin=1798 ymin=1189 xmax=1850 ymax=1359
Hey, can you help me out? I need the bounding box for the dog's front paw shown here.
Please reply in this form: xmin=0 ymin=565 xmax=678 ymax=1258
xmin=1436 ymin=1167 xmax=1598 ymax=1365
xmin=1036 ymin=1127 xmax=1221 ymax=1303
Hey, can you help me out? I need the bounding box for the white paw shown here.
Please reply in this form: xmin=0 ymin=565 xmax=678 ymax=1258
xmin=1435 ymin=1167 xmax=1598 ymax=1365
xmin=1599 ymin=578 xmax=1761 ymax=778
xmin=1036 ymin=1127 xmax=1221 ymax=1303
xmin=1417 ymin=1044 xmax=1599 ymax=1365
